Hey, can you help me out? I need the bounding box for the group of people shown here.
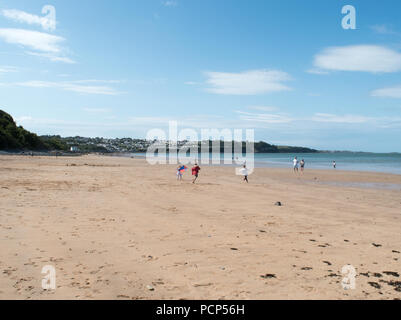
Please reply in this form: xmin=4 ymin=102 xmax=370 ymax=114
xmin=292 ymin=157 xmax=337 ymax=172
xmin=292 ymin=157 xmax=306 ymax=173
xmin=176 ymin=164 xmax=201 ymax=184
xmin=176 ymin=158 xmax=338 ymax=183
xmin=176 ymin=164 xmax=249 ymax=184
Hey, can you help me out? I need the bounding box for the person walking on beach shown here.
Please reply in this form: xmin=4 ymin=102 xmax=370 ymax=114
xmin=300 ymin=159 xmax=305 ymax=173
xmin=192 ymin=163 xmax=201 ymax=184
xmin=293 ymin=157 xmax=299 ymax=173
xmin=333 ymin=161 xmax=336 ymax=169
xmin=241 ymin=165 xmax=249 ymax=183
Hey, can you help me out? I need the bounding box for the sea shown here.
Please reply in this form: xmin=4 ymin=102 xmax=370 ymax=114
xmin=129 ymin=152 xmax=401 ymax=175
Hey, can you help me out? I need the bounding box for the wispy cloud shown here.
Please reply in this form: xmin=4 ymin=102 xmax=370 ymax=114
xmin=247 ymin=106 xmax=278 ymax=112
xmin=236 ymin=111 xmax=293 ymax=123
xmin=0 ymin=65 xmax=18 ymax=73
xmin=83 ymin=107 xmax=112 ymax=113
xmin=0 ymin=7 xmax=73 ymax=64
xmin=371 ymin=24 xmax=399 ymax=36
xmin=26 ymin=51 xmax=75 ymax=64
xmin=311 ymin=113 xmax=370 ymax=124
xmin=371 ymin=85 xmax=401 ymax=98
xmin=306 ymin=68 xmax=329 ymax=75
xmin=0 ymin=28 xmax=63 ymax=53
xmin=313 ymin=45 xmax=401 ymax=73
xmin=1 ymin=7 xmax=56 ymax=31
xmin=163 ymin=1 xmax=178 ymax=7
xmin=73 ymin=79 xmax=122 ymax=84
xmin=236 ymin=110 xmax=401 ymax=128
xmin=4 ymin=80 xmax=123 ymax=96
xmin=204 ymin=69 xmax=292 ymax=95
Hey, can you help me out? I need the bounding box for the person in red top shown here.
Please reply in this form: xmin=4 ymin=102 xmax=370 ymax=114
xmin=191 ymin=163 xmax=201 ymax=184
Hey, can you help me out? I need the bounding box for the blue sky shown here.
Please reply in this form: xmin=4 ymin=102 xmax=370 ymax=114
xmin=1 ymin=0 xmax=401 ymax=152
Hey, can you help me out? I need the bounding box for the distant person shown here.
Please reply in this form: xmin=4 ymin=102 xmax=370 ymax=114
xmin=176 ymin=165 xmax=184 ymax=181
xmin=293 ymin=157 xmax=299 ymax=172
xmin=240 ymin=165 xmax=249 ymax=183
xmin=333 ymin=161 xmax=336 ymax=169
xmin=300 ymin=159 xmax=305 ymax=173
xmin=192 ymin=163 xmax=201 ymax=184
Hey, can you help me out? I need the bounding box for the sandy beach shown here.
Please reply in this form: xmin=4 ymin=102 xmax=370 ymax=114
xmin=0 ymin=154 xmax=400 ymax=300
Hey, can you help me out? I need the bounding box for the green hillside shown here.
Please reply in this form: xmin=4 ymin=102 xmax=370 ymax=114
xmin=0 ymin=110 xmax=47 ymax=151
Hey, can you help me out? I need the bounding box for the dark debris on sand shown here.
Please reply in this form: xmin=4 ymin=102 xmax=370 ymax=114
xmin=383 ymin=271 xmax=399 ymax=277
xmin=380 ymin=280 xmax=401 ymax=292
xmin=368 ymin=282 xmax=381 ymax=289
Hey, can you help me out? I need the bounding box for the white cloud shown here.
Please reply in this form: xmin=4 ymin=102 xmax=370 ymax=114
xmin=204 ymin=69 xmax=292 ymax=95
xmin=0 ymin=28 xmax=64 ymax=53
xmin=371 ymin=85 xmax=401 ymax=98
xmin=371 ymin=25 xmax=398 ymax=36
xmin=0 ymin=65 xmax=18 ymax=73
xmin=73 ymin=79 xmax=122 ymax=84
xmin=15 ymin=116 xmax=33 ymax=122
xmin=10 ymin=80 xmax=123 ymax=96
xmin=26 ymin=51 xmax=75 ymax=64
xmin=236 ymin=111 xmax=293 ymax=124
xmin=306 ymin=68 xmax=329 ymax=75
xmin=83 ymin=108 xmax=112 ymax=113
xmin=1 ymin=8 xmax=56 ymax=31
xmin=163 ymin=1 xmax=178 ymax=7
xmin=0 ymin=7 xmax=72 ymax=64
xmin=311 ymin=113 xmax=370 ymax=124
xmin=313 ymin=45 xmax=401 ymax=73
xmin=247 ymin=106 xmax=278 ymax=112
xmin=237 ymin=110 xmax=385 ymax=126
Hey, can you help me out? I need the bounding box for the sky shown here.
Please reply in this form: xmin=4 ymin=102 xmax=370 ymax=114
xmin=1 ymin=0 xmax=401 ymax=152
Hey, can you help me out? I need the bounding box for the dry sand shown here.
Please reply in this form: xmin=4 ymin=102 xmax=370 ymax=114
xmin=0 ymin=154 xmax=400 ymax=300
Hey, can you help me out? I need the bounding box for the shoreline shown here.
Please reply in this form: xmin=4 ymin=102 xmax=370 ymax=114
xmin=1 ymin=151 xmax=401 ymax=176
xmin=115 ymin=153 xmax=401 ymax=177
xmin=2 ymin=153 xmax=401 ymax=181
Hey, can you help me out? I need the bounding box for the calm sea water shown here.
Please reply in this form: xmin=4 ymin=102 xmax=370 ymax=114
xmin=252 ymin=153 xmax=401 ymax=174
xmin=130 ymin=152 xmax=401 ymax=175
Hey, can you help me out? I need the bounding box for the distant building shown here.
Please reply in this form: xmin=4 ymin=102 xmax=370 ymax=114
xmin=70 ymin=146 xmax=79 ymax=152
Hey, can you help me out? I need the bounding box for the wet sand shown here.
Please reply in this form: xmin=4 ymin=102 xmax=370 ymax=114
xmin=0 ymin=154 xmax=400 ymax=300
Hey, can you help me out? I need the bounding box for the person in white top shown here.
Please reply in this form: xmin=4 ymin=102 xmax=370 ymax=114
xmin=240 ymin=165 xmax=249 ymax=183
xmin=293 ymin=157 xmax=299 ymax=172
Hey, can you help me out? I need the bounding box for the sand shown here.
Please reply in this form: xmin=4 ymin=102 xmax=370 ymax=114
xmin=0 ymin=154 xmax=400 ymax=300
